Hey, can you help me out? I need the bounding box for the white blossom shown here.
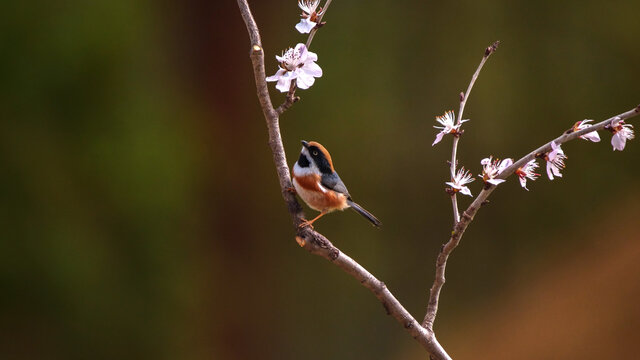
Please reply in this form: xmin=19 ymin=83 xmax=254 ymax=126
xmin=573 ymin=120 xmax=600 ymax=142
xmin=446 ymin=168 xmax=475 ymax=197
xmin=610 ymin=117 xmax=634 ymax=151
xmin=432 ymin=111 xmax=468 ymax=146
xmin=515 ymin=159 xmax=540 ymax=191
xmin=266 ymin=43 xmax=322 ymax=92
xmin=295 ymin=0 xmax=322 ymax=34
xmin=480 ymin=156 xmax=513 ymax=186
xmin=545 ymin=141 xmax=567 ymax=180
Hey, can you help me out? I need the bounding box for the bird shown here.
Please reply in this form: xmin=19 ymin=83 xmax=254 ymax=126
xmin=291 ymin=140 xmax=381 ymax=228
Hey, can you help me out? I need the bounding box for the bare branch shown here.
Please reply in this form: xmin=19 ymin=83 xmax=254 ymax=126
xmin=457 ymin=41 xmax=499 ymax=126
xmin=449 ymin=41 xmax=500 ymax=224
xmin=296 ymin=231 xmax=451 ymax=360
xmin=237 ymin=1 xmax=451 ymax=358
xmin=423 ymin=105 xmax=640 ymax=330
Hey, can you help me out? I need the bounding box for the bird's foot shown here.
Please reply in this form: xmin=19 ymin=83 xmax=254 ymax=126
xmin=298 ymin=219 xmax=315 ymax=229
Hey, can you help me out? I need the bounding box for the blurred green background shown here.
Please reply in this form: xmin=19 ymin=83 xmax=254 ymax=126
xmin=1 ymin=0 xmax=639 ymax=359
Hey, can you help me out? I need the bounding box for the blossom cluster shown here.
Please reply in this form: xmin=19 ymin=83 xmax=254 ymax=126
xmin=433 ymin=113 xmax=634 ymax=196
xmin=266 ymin=0 xmax=325 ymax=93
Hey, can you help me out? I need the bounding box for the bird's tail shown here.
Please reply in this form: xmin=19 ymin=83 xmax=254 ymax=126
xmin=347 ymin=200 xmax=381 ymax=227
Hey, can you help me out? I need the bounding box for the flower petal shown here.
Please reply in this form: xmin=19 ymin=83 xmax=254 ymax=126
xmin=432 ymin=131 xmax=445 ymax=146
xmin=306 ymin=50 xmax=318 ymax=62
xmin=266 ymin=69 xmax=286 ymax=82
xmin=519 ymin=176 xmax=529 ymax=190
xmin=580 ymin=131 xmax=601 ymax=142
xmin=612 ymin=133 xmax=626 ymax=151
xmin=275 ymin=77 xmax=292 ymax=93
xmin=498 ymin=158 xmax=513 ymax=173
xmin=295 ymin=19 xmax=316 ymax=34
xmin=296 ymin=71 xmax=316 ymax=89
xmin=301 ymin=62 xmax=322 ymax=77
xmin=487 ymin=178 xmax=506 ymax=185
xmin=295 ymin=43 xmax=308 ymax=62
xmin=459 ymin=186 xmax=473 ymax=197
xmin=549 ymin=141 xmax=562 ymax=159
xmin=546 ymin=163 xmax=554 ymax=180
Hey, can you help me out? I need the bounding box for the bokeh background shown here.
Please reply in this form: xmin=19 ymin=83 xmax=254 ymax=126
xmin=2 ymin=0 xmax=639 ymax=359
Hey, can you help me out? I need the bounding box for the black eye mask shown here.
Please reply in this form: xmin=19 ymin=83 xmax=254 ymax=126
xmin=298 ymin=153 xmax=310 ymax=167
xmin=308 ymin=146 xmax=332 ymax=174
xmin=314 ymin=156 xmax=333 ymax=174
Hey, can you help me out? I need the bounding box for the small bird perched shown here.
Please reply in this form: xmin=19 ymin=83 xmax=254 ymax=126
xmin=291 ymin=140 xmax=381 ymax=228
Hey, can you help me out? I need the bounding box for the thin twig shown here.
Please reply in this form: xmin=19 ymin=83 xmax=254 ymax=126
xmin=305 ymin=0 xmax=333 ymax=50
xmin=449 ymin=134 xmax=460 ymax=223
xmin=275 ymin=0 xmax=334 ymax=115
xmin=423 ymin=105 xmax=640 ymax=330
xmin=449 ymin=42 xmax=500 ymax=224
xmin=449 ymin=192 xmax=459 ymax=224
xmin=236 ymin=1 xmax=451 ymax=359
xmin=456 ymin=42 xmax=499 ymax=127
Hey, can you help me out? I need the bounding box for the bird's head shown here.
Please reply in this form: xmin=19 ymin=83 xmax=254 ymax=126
xmin=298 ymin=140 xmax=335 ymax=175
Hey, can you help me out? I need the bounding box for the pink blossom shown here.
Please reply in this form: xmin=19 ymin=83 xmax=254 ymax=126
xmin=515 ymin=159 xmax=540 ymax=191
xmin=295 ymin=0 xmax=322 ymax=34
xmin=266 ymin=43 xmax=322 ymax=92
xmin=573 ymin=120 xmax=600 ymax=142
xmin=545 ymin=141 xmax=567 ymax=180
xmin=432 ymin=111 xmax=468 ymax=146
xmin=480 ymin=156 xmax=513 ymax=186
xmin=610 ymin=118 xmax=634 ymax=151
xmin=446 ymin=168 xmax=475 ymax=197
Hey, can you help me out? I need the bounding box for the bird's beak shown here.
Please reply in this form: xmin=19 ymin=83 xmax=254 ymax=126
xmin=301 ymin=140 xmax=309 ymax=148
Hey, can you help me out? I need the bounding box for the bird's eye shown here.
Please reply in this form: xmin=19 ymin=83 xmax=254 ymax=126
xmin=312 ymin=151 xmax=318 ymax=156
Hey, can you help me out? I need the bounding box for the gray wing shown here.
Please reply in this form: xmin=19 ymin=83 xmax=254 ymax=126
xmin=321 ymin=172 xmax=351 ymax=198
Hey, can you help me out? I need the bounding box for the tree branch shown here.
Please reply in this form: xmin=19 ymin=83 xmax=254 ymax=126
xmin=236 ymin=0 xmax=451 ymax=358
xmin=295 ymin=231 xmax=451 ymax=360
xmin=423 ymin=104 xmax=640 ymax=330
xmin=448 ymin=41 xmax=500 ymax=224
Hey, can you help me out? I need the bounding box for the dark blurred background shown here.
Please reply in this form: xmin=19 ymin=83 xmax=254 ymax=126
xmin=1 ymin=0 xmax=639 ymax=359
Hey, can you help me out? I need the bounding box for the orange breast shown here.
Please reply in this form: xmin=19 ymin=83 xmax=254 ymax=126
xmin=293 ymin=174 xmax=348 ymax=212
